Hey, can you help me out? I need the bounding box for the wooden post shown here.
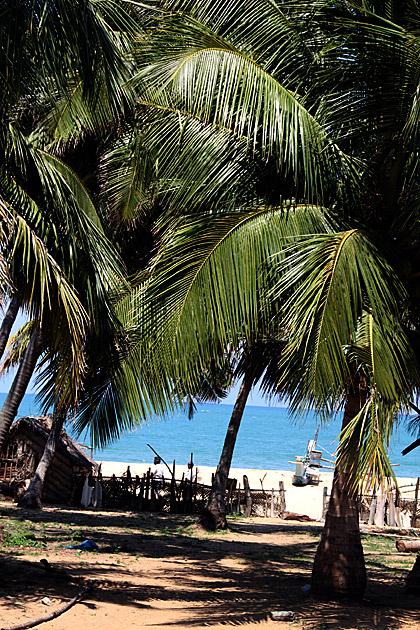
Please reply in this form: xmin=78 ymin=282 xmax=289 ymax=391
xmin=368 ymin=496 xmax=377 ymax=525
xmin=150 ymin=472 xmax=156 ymax=511
xmin=178 ymin=473 xmax=185 ymax=513
xmin=137 ymin=475 xmax=145 ymax=511
xmin=236 ymin=483 xmax=241 ymax=514
xmin=226 ymin=478 xmax=236 ymax=515
xmin=279 ymin=481 xmax=286 ymax=516
xmin=374 ymin=494 xmax=386 ymax=527
xmin=170 ymin=460 xmax=176 ymax=513
xmin=145 ymin=468 xmax=151 ymax=506
xmin=411 ymin=478 xmax=420 ymax=527
xmin=193 ymin=469 xmax=198 ymax=512
xmin=270 ymin=489 xmax=275 ymax=518
xmin=322 ymin=486 xmax=328 ymax=519
xmin=243 ymin=475 xmax=252 ymax=517
xmin=132 ymin=475 xmax=140 ymax=510
xmin=388 ymin=490 xmax=396 ymax=527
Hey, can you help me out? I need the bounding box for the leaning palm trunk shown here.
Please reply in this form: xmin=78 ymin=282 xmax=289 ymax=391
xmin=199 ymin=371 xmax=253 ymax=530
xmin=0 ymin=294 xmax=21 ymax=361
xmin=311 ymin=376 xmax=367 ymax=601
xmin=18 ymin=408 xmax=66 ymax=509
xmin=0 ymin=327 xmax=42 ymax=452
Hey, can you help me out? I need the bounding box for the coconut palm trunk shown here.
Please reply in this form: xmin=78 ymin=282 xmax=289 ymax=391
xmin=199 ymin=369 xmax=253 ymax=530
xmin=0 ymin=295 xmax=21 ymax=360
xmin=18 ymin=408 xmax=66 ymax=509
xmin=0 ymin=327 xmax=42 ymax=452
xmin=311 ymin=375 xmax=368 ymax=601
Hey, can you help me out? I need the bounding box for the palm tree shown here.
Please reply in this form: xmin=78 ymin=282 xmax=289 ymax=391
xmin=17 ymin=406 xmax=67 ymax=509
xmin=0 ymin=295 xmax=21 ymax=360
xmin=0 ymin=0 xmax=138 ymax=429
xmin=117 ymin=0 xmax=420 ymax=601
xmin=0 ymin=0 xmax=145 ymax=506
xmin=199 ymin=337 xmax=286 ymax=530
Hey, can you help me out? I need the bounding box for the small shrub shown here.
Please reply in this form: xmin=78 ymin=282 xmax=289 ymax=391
xmin=1 ymin=521 xmax=44 ymax=548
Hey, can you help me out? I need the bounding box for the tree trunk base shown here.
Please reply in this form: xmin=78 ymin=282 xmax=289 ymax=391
xmin=406 ymin=556 xmax=420 ymax=595
xmin=17 ymin=492 xmax=42 ymax=509
xmin=311 ymin=379 xmax=368 ymax=602
xmin=311 ymin=505 xmax=366 ymax=602
xmin=311 ymin=473 xmax=366 ymax=602
xmin=198 ymin=507 xmax=227 ymax=531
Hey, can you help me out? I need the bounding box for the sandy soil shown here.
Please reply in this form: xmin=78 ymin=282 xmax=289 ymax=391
xmin=1 ymin=502 xmax=420 ymax=630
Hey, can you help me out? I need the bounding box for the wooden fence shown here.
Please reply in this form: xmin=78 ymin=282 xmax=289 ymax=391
xmin=358 ymin=479 xmax=420 ymax=528
xmin=95 ymin=468 xmax=287 ymax=516
xmin=321 ymin=478 xmax=420 ymax=527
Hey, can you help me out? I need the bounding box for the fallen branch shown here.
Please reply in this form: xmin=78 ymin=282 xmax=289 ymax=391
xmin=1 ymin=581 xmax=92 ymax=630
xmin=281 ymin=511 xmax=315 ymax=522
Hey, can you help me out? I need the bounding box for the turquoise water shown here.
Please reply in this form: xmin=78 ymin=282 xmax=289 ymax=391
xmin=5 ymin=393 xmax=420 ymax=477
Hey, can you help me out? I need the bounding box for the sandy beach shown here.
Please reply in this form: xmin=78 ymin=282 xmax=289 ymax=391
xmin=98 ymin=460 xmax=419 ymax=520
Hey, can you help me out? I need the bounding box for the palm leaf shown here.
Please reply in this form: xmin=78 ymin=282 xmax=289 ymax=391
xmin=141 ymin=204 xmax=332 ymax=393
xmin=274 ymin=230 xmax=417 ymax=417
xmin=0 ymin=321 xmax=34 ymax=374
xmin=337 ymin=394 xmax=397 ymax=492
xmin=134 ymin=12 xmax=361 ymax=205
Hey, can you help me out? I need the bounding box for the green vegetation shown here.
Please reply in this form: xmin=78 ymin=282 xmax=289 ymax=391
xmin=1 ymin=521 xmax=45 ymax=549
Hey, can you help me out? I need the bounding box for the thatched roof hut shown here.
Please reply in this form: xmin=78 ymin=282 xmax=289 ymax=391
xmin=0 ymin=415 xmax=97 ymax=505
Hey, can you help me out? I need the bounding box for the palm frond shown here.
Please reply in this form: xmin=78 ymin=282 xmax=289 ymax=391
xmin=134 ymin=13 xmax=361 ymax=205
xmin=1 ymin=0 xmax=137 ymax=115
xmin=0 ymin=321 xmax=34 ymax=374
xmin=337 ymin=394 xmax=397 ymax=492
xmin=142 ymin=204 xmax=332 ymax=393
xmin=275 ymin=230 xmax=416 ymax=417
xmin=103 ymin=108 xmax=259 ymax=215
xmin=4 ymin=198 xmax=89 ymax=391
xmin=159 ymin=0 xmax=316 ymax=78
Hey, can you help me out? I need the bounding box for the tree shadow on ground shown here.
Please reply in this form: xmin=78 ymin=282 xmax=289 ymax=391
xmin=0 ymin=503 xmax=419 ymax=630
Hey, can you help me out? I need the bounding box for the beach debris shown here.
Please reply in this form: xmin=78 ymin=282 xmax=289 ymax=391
xmin=270 ymin=611 xmax=295 ymax=621
xmin=41 ymin=597 xmax=52 ymax=606
xmin=301 ymin=584 xmax=311 ymax=592
xmin=65 ymin=539 xmax=98 ymax=551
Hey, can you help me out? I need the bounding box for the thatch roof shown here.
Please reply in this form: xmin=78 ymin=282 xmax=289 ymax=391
xmin=10 ymin=415 xmax=98 ymax=471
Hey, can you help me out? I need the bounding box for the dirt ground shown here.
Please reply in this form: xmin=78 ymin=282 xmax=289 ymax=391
xmin=0 ymin=502 xmax=419 ymax=630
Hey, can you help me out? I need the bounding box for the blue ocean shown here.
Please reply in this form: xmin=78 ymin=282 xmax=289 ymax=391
xmin=8 ymin=393 xmax=420 ymax=478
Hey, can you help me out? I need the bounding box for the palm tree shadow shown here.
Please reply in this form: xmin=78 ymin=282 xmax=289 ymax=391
xmin=1 ymin=506 xmax=419 ymax=629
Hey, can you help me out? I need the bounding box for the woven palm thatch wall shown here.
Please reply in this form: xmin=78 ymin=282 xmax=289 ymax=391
xmin=0 ymin=416 xmax=97 ymax=504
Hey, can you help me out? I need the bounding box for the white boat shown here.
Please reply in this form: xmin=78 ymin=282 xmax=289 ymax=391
xmin=291 ymin=428 xmax=328 ymax=486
